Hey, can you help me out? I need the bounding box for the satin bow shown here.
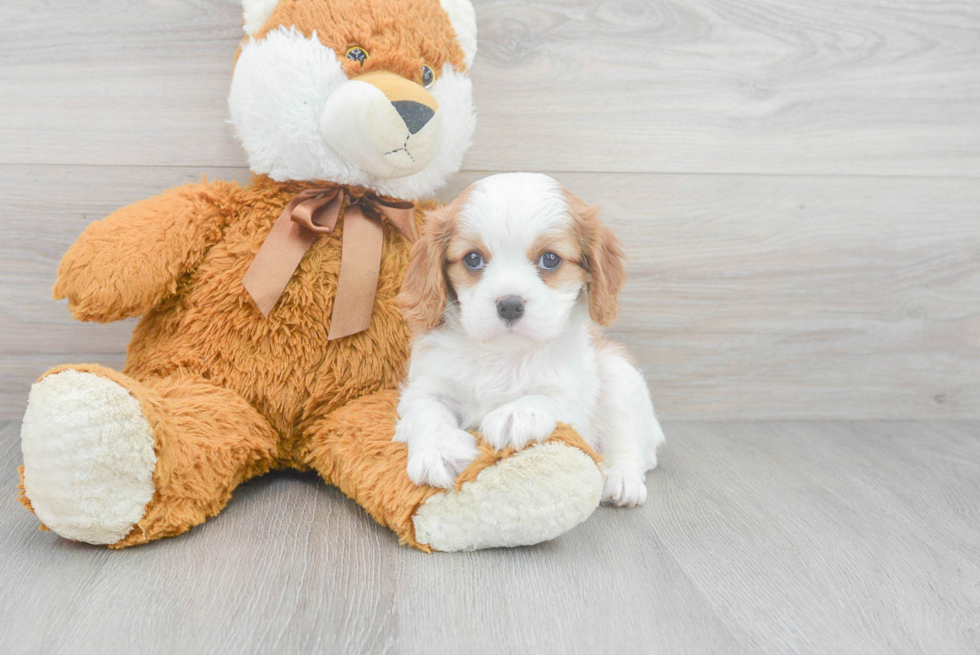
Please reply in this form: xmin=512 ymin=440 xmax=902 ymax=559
xmin=242 ymin=186 xmax=417 ymax=340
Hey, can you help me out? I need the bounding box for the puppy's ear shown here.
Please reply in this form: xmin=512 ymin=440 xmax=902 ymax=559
xmin=566 ymin=189 xmax=627 ymax=326
xmin=398 ymin=204 xmax=456 ymax=332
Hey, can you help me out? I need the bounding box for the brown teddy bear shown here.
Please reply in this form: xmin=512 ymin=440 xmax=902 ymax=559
xmin=16 ymin=0 xmax=605 ymax=552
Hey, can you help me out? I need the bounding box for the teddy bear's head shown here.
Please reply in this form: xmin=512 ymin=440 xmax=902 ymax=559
xmin=229 ymin=0 xmax=477 ymax=199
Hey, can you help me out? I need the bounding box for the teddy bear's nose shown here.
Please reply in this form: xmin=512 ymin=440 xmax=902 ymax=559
xmin=348 ymin=70 xmax=440 ymax=136
xmin=392 ymin=100 xmax=435 ymax=135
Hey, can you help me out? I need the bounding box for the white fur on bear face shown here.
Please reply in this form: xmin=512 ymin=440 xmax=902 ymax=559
xmin=242 ymin=0 xmax=280 ymax=37
xmin=439 ymin=0 xmax=478 ymax=69
xmin=229 ymin=27 xmax=475 ymax=199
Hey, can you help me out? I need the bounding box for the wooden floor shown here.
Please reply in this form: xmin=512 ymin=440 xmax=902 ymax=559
xmin=1 ymin=419 xmax=977 ymax=655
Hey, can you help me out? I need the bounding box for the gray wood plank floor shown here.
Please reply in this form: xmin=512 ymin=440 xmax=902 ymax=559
xmin=3 ymin=0 xmax=978 ymax=176
xmin=2 ymin=420 xmax=977 ymax=655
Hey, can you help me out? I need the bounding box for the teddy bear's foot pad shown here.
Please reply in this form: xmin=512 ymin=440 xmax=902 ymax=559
xmin=413 ymin=441 xmax=603 ymax=551
xmin=21 ymin=370 xmax=157 ymax=545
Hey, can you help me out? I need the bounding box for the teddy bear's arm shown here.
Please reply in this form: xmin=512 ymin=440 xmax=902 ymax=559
xmin=53 ymin=182 xmax=237 ymax=322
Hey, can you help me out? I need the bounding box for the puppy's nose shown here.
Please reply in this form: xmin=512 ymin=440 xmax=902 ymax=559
xmin=496 ymin=295 xmax=526 ymax=322
xmin=392 ymin=100 xmax=434 ymax=134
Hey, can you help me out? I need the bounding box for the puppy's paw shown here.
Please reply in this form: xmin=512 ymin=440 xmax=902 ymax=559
xmin=601 ymin=463 xmax=648 ymax=508
xmin=480 ymin=402 xmax=557 ymax=451
xmin=404 ymin=429 xmax=480 ymax=489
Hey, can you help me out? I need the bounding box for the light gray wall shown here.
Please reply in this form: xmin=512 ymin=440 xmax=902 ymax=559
xmin=0 ymin=0 xmax=977 ymax=419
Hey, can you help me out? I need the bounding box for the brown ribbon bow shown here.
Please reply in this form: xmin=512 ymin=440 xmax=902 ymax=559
xmin=242 ymin=186 xmax=417 ymax=340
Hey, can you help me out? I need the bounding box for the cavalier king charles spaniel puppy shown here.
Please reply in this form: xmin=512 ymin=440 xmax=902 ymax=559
xmin=394 ymin=173 xmax=665 ymax=507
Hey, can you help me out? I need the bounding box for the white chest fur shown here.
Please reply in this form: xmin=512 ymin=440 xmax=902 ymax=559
xmin=405 ymin=318 xmax=601 ymax=442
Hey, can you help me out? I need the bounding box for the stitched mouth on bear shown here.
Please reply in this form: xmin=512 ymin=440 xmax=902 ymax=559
xmin=319 ymin=71 xmax=443 ymax=179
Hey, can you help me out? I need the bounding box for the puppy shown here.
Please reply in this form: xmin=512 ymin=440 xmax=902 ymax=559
xmin=394 ymin=173 xmax=665 ymax=506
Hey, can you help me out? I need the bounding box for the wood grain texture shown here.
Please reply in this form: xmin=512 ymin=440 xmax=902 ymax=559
xmin=0 ymin=0 xmax=978 ymax=175
xmin=2 ymin=419 xmax=978 ymax=654
xmin=1 ymin=165 xmax=976 ymax=420
xmin=0 ymin=1 xmax=976 ymax=418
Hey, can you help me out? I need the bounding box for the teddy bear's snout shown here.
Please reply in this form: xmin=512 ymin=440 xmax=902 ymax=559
xmin=318 ymin=70 xmax=443 ymax=180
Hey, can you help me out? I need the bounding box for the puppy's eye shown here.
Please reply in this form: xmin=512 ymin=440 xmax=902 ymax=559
xmin=421 ymin=64 xmax=435 ymax=88
xmin=463 ymin=251 xmax=484 ymax=271
xmin=346 ymin=47 xmax=369 ymax=63
xmin=538 ymin=252 xmax=562 ymax=271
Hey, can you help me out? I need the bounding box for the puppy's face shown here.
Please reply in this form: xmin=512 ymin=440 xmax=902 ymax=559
xmin=400 ymin=173 xmax=626 ymax=346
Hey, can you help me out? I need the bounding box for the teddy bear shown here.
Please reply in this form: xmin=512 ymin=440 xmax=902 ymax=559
xmin=15 ymin=0 xmax=606 ymax=552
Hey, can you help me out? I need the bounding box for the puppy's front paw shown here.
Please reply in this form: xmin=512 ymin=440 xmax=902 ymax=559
xmin=602 ymin=464 xmax=648 ymax=508
xmin=480 ymin=403 xmax=557 ymax=451
xmin=404 ymin=429 xmax=480 ymax=489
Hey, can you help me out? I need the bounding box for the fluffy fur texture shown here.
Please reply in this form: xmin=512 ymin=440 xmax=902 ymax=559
xmin=241 ymin=0 xmax=477 ymax=67
xmin=230 ymin=0 xmax=475 ymax=197
xmin=242 ymin=0 xmax=282 ymax=36
xmin=18 ymin=178 xmax=604 ymax=548
xmin=18 ymin=0 xmax=605 ymax=552
xmin=396 ymin=173 xmax=665 ymax=504
xmin=438 ymin=0 xmax=477 ymax=69
xmin=24 ymin=178 xmax=434 ymax=546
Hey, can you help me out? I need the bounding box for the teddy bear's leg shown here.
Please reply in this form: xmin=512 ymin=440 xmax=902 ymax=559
xmin=19 ymin=364 xmax=278 ymax=548
xmin=298 ymin=390 xmax=604 ymax=551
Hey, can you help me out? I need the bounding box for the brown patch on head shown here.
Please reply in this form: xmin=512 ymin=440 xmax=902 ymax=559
xmin=445 ymin=230 xmax=489 ymax=295
xmin=564 ymin=189 xmax=627 ymax=326
xmin=254 ymin=0 xmax=468 ymax=83
xmin=397 ymin=187 xmax=472 ymax=332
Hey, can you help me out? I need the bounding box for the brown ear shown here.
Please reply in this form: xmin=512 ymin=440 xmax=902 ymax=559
xmin=565 ymin=190 xmax=627 ymax=326
xmin=397 ymin=204 xmax=456 ymax=332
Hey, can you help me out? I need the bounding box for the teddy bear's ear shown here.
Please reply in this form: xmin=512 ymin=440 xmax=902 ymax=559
xmin=241 ymin=0 xmax=280 ymax=37
xmin=439 ymin=0 xmax=478 ymax=69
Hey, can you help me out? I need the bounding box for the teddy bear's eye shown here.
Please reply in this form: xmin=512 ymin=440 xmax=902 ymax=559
xmin=346 ymin=47 xmax=369 ymax=64
xmin=421 ymin=64 xmax=435 ymax=88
